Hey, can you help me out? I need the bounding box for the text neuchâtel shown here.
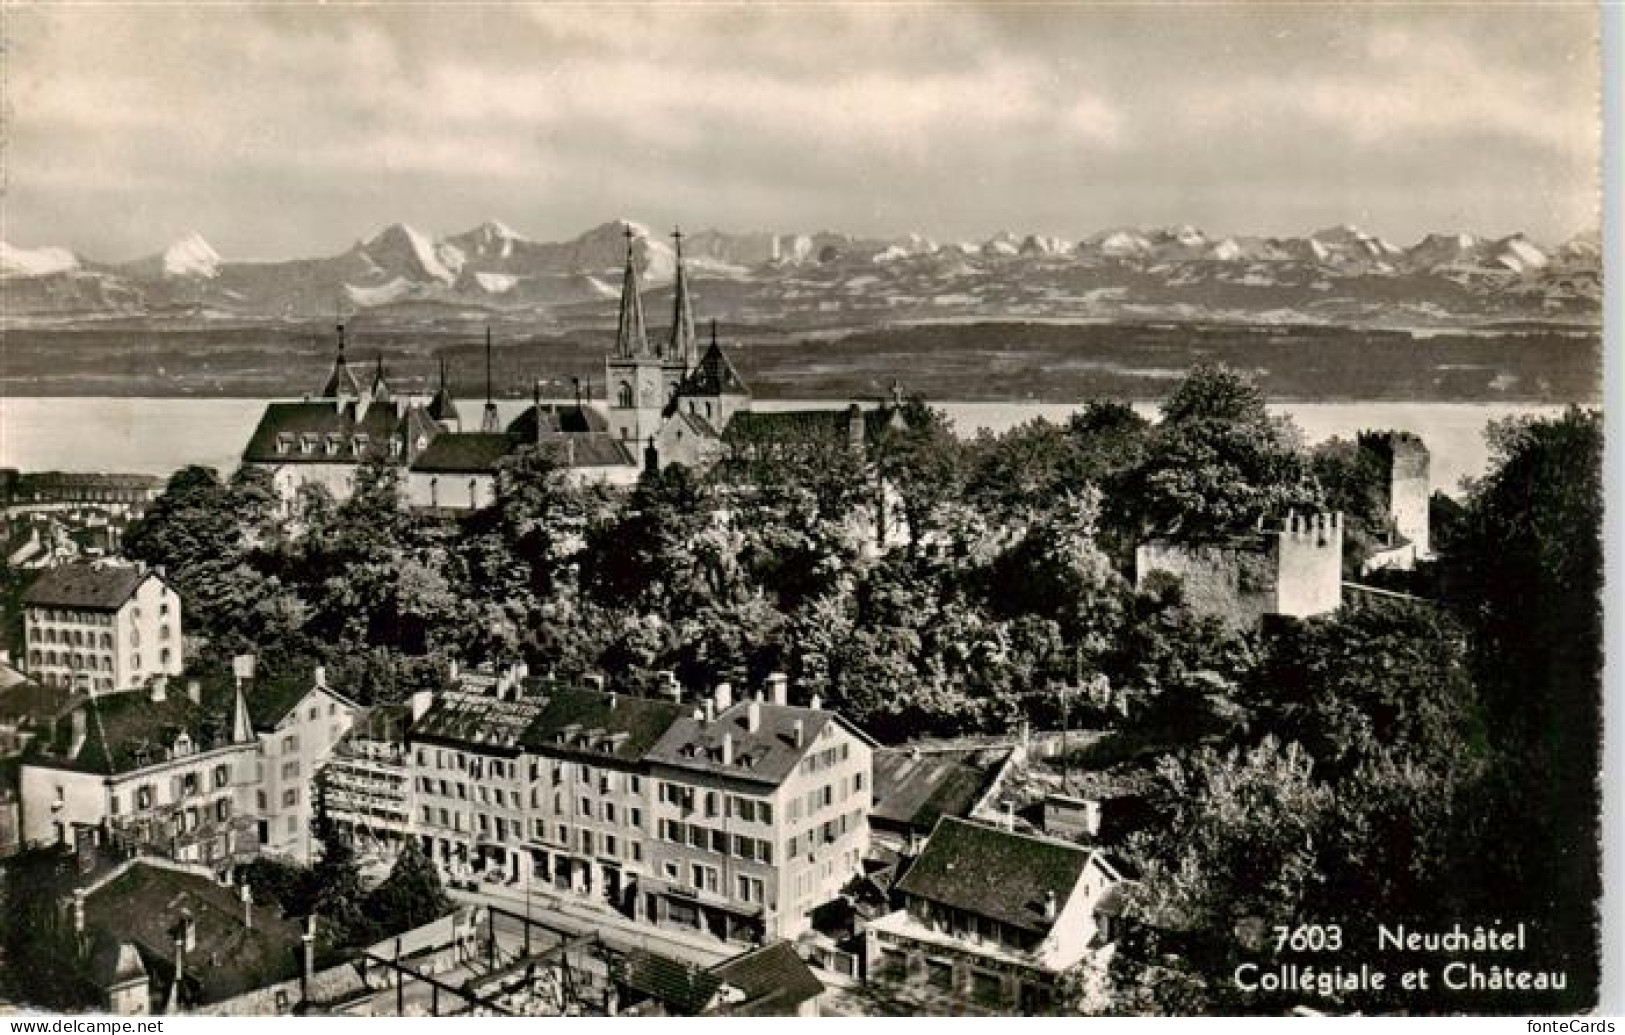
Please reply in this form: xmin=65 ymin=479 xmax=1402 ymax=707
xmin=1376 ymin=923 xmax=1527 ymax=954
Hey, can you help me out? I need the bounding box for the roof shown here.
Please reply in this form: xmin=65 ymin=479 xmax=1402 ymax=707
xmin=612 ymin=948 xmax=723 ymax=1014
xmin=0 ymin=676 xmax=81 ymax=725
xmin=240 ymin=400 xmax=405 ymax=465
xmin=647 ymin=700 xmax=858 ymax=787
xmin=28 ymin=682 xmax=247 ymax=776
xmin=680 ymin=341 xmax=749 ymax=397
xmin=23 ymin=563 xmax=155 ymax=611
xmin=895 ymin=817 xmax=1094 ymax=934
xmin=82 ymin=861 xmax=304 ymax=1007
xmin=708 ymin=941 xmax=824 ymax=1016
xmin=871 ymin=746 xmax=1011 ymax=834
xmin=519 ymin=685 xmax=686 ymax=764
xmin=320 ymin=355 xmax=363 ymax=399
xmin=724 ymin=405 xmax=903 ymax=448
xmin=410 ymin=687 xmax=546 ymax=754
xmin=506 ymin=402 xmax=608 ymax=438
xmin=534 ymin=433 xmax=637 ymax=470
xmin=409 ymin=432 xmax=516 ymax=474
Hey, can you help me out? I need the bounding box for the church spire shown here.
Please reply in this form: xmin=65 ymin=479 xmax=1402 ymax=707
xmin=480 ymin=326 xmax=500 ymax=432
xmin=668 ymin=226 xmax=697 ymax=367
xmin=614 ymin=223 xmax=649 ymax=358
xmin=319 ymin=318 xmax=361 ymax=402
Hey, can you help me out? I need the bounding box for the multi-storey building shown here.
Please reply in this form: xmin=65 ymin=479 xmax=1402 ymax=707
xmin=242 ymin=666 xmax=359 ymax=863
xmin=641 ymin=676 xmax=875 ymax=942
xmin=18 ymin=676 xmax=261 ymax=868
xmin=865 ymin=817 xmax=1130 ymax=1014
xmin=22 ymin=562 xmax=183 ymax=693
xmin=318 ymin=702 xmax=414 ymax=857
xmin=407 ymin=667 xmax=543 ymax=884
xmin=517 ymin=682 xmax=684 ymax=915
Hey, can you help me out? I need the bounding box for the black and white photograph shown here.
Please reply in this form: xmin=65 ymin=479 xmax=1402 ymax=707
xmin=0 ymin=1 xmax=1610 ymax=1020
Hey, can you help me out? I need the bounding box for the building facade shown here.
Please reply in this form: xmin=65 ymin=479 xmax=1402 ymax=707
xmin=1135 ymin=512 xmax=1344 ymax=628
xmin=22 ymin=563 xmax=183 ymax=693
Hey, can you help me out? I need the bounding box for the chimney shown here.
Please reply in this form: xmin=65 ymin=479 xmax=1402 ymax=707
xmin=714 ymin=682 xmax=733 ymax=712
xmin=704 ymin=698 xmax=716 ymax=722
xmin=809 ymin=693 xmax=822 ymax=711
xmin=185 ymin=679 xmax=201 ymax=705
xmin=313 ymin=665 xmax=327 ymax=690
xmin=240 ymin=883 xmax=254 ymax=931
xmin=301 ymin=915 xmax=317 ymax=1005
xmin=150 ymin=675 xmax=168 ymax=704
xmin=722 ymin=732 xmax=734 ymax=766
xmin=448 ymin=659 xmax=460 ymax=683
xmin=182 ymin=910 xmax=196 ymax=952
xmin=1043 ymin=890 xmax=1058 ymax=922
xmin=69 ymin=708 xmax=88 ymax=758
xmin=766 ymin=672 xmax=789 ymax=707
xmin=410 ymin=690 xmax=433 ymax=723
xmin=792 ymin=719 xmax=804 ymax=749
xmin=231 ymin=653 xmax=256 ymax=688
xmin=746 ymin=699 xmax=762 ymax=734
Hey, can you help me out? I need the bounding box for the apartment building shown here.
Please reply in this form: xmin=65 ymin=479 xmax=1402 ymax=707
xmin=22 ymin=562 xmax=183 ymax=693
xmin=642 ymin=676 xmax=875 ymax=942
xmin=245 ymin=666 xmax=359 ymax=862
xmin=319 ymin=702 xmax=414 ymax=856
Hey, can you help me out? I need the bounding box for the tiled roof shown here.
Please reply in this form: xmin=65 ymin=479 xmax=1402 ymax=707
xmin=534 ymin=433 xmax=637 ymax=470
xmin=409 ymin=433 xmax=517 ymax=474
xmin=611 ymin=948 xmax=722 ymax=1014
xmin=410 ymin=688 xmax=546 ymax=754
xmin=30 ymin=683 xmax=245 ymax=775
xmin=871 ymin=747 xmax=1011 ymax=835
xmin=895 ymin=817 xmax=1093 ymax=934
xmin=23 ymin=563 xmax=153 ymax=611
xmin=0 ymin=676 xmax=81 ymax=725
xmin=506 ymin=402 xmax=608 ymax=438
xmin=240 ymin=401 xmax=404 ymax=465
xmin=519 ymin=685 xmax=686 ymax=763
xmin=83 ymin=861 xmax=304 ymax=1007
xmin=647 ymin=700 xmax=852 ymax=787
xmin=680 ymin=342 xmax=749 ymax=397
xmin=724 ymin=405 xmax=903 ymax=447
xmin=708 ymin=941 xmax=824 ymax=1016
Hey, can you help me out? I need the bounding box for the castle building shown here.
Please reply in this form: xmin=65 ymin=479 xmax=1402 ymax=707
xmin=22 ymin=562 xmax=183 ymax=694
xmin=1357 ymin=431 xmax=1431 ymax=572
xmin=1135 ymin=512 xmax=1344 ymax=628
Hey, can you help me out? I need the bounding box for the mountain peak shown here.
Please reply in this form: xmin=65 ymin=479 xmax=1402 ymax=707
xmin=162 ymin=232 xmax=221 ymax=278
xmin=1 ymin=241 xmax=81 ymax=277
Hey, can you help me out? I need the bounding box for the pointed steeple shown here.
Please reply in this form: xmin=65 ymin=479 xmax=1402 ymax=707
xmin=480 ymin=326 xmax=500 ymax=432
xmin=370 ymin=354 xmax=391 ymax=403
xmin=614 ymin=223 xmax=650 ymax=358
xmin=427 ymin=356 xmax=461 ymax=430
xmin=320 ymin=320 xmax=362 ymax=401
xmin=668 ymin=226 xmax=697 ymax=366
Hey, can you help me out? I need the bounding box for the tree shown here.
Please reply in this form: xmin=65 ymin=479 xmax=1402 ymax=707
xmin=0 ymin=848 xmax=101 ymax=1010
xmin=310 ymin=810 xmax=372 ymax=947
xmin=1124 ymin=365 xmax=1320 ymax=538
xmin=365 ymin=841 xmax=451 ymax=934
xmin=871 ymin=397 xmax=963 ymax=553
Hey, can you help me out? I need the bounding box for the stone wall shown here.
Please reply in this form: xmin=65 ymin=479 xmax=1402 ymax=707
xmin=1135 ymin=514 xmax=1343 ymax=628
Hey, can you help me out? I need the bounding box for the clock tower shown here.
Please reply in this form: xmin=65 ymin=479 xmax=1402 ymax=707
xmin=605 ymin=225 xmax=669 ymax=445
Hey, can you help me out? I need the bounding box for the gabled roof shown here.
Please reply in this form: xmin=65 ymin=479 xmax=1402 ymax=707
xmin=534 ymin=433 xmax=637 ymax=470
xmin=612 ymin=948 xmax=723 ymax=1014
xmin=23 ymin=563 xmax=157 ymax=611
xmin=519 ymin=685 xmax=686 ymax=763
xmin=506 ymin=402 xmax=608 ymax=439
xmin=871 ymin=746 xmax=1011 ymax=835
xmin=240 ymin=401 xmax=404 ymax=465
xmin=647 ymin=700 xmax=869 ymax=787
xmin=28 ymin=682 xmax=247 ymax=776
xmin=680 ymin=341 xmax=749 ymax=398
xmin=408 ymin=432 xmax=516 ymax=474
xmin=707 ymin=941 xmax=824 ymax=1017
xmin=410 ymin=689 xmax=546 ymax=754
xmin=724 ymin=405 xmax=903 ymax=448
xmin=82 ymin=861 xmax=304 ymax=1007
xmin=895 ymin=817 xmax=1096 ymax=935
xmin=320 ymin=355 xmax=363 ymax=400
xmin=0 ymin=676 xmax=81 ymax=725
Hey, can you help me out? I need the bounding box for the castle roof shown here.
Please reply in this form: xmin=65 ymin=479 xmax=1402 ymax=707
xmin=409 ymin=432 xmax=517 ymax=475
xmin=23 ymin=563 xmax=158 ymax=612
xmin=534 ymin=433 xmax=637 ymax=470
xmin=724 ymin=405 xmax=903 ymax=447
xmin=506 ymin=402 xmax=608 ymax=439
xmin=240 ymin=401 xmax=406 ymax=465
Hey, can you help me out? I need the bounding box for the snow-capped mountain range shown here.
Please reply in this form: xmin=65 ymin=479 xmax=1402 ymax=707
xmin=1 ymin=219 xmax=1600 ymax=327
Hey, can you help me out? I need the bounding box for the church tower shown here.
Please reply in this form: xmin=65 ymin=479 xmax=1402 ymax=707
xmin=605 ymin=226 xmax=670 ymax=444
xmin=319 ymin=321 xmax=362 ymax=411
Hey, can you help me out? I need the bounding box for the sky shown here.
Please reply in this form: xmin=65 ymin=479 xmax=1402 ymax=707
xmin=1 ymin=3 xmax=1602 ymax=261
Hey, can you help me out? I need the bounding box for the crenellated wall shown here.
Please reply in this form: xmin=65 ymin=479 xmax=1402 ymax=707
xmin=1136 ymin=512 xmax=1344 ymax=628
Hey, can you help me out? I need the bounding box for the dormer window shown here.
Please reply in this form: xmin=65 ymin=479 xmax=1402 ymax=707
xmin=300 ymin=433 xmax=317 ymax=455
xmin=352 ymin=433 xmax=370 ymax=455
xmin=276 ymin=433 xmax=295 ymax=455
xmin=390 ymin=435 xmax=404 ymax=459
xmin=173 ymin=733 xmax=194 ymax=758
xmin=325 ymin=433 xmax=342 ymax=456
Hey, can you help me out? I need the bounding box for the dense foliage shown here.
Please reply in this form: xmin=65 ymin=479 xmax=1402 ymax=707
xmin=110 ymin=368 xmax=1603 ymax=1014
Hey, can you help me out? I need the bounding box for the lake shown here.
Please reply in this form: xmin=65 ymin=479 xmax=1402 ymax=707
xmin=0 ymin=396 xmax=1579 ymax=497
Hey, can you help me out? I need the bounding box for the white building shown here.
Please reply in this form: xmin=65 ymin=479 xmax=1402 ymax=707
xmin=22 ymin=562 xmax=183 ymax=694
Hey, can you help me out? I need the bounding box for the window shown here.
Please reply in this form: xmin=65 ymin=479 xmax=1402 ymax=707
xmin=737 ymin=799 xmax=756 ymax=823
xmin=579 ymin=797 xmax=592 ymax=817
xmin=180 ymin=772 xmax=199 ymax=797
xmin=688 ymin=825 xmax=706 ymax=849
xmin=617 ymin=381 xmax=634 ymax=408
xmin=629 ymin=807 xmax=642 ymax=829
xmin=131 ymin=654 xmax=141 ymax=671
xmin=710 ymin=829 xmax=728 ymax=854
xmin=281 ymin=761 xmax=300 ymax=779
xmin=663 ymin=861 xmax=681 ymax=881
xmin=733 ymin=834 xmax=752 ymax=860
xmin=282 ymin=788 xmax=298 ymax=807
xmin=604 ymin=802 xmax=616 ymax=824
xmin=581 ymin=830 xmax=593 ymax=855
xmin=282 ymin=735 xmax=299 ymax=755
xmin=213 ymin=765 xmax=230 ymax=788
xmin=136 ymin=785 xmax=154 ymax=810
xmin=216 ymin=799 xmax=231 ymax=822
xmin=605 ymin=834 xmax=617 ymax=858
xmin=423 ymin=806 xmax=433 ymax=824
xmin=854 ymin=771 xmax=864 ymax=793
xmin=631 ymin=841 xmax=642 ymax=863
xmin=630 ymin=776 xmax=641 ymax=794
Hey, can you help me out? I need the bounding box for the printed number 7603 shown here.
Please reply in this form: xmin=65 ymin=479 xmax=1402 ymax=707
xmin=1273 ymin=925 xmax=1342 ymax=952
